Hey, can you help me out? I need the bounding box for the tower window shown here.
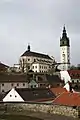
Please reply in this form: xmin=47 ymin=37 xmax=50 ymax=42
xmin=34 ymin=59 xmax=36 ymax=62
xmin=63 ymin=41 xmax=64 ymax=44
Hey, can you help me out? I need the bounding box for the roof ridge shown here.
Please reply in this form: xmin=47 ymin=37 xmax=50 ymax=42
xmin=53 ymin=91 xmax=68 ymax=103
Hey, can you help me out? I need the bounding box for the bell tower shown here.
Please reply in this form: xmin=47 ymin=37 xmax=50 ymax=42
xmin=60 ymin=25 xmax=70 ymax=70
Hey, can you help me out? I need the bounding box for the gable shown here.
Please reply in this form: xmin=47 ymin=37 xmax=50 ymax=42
xmin=29 ymin=80 xmax=38 ymax=85
xmin=3 ymin=88 xmax=24 ymax=102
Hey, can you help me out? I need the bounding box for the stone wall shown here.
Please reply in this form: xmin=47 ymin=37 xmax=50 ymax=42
xmin=0 ymin=103 xmax=79 ymax=118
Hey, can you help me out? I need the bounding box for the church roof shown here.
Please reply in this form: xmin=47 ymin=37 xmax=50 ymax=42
xmin=21 ymin=50 xmax=52 ymax=60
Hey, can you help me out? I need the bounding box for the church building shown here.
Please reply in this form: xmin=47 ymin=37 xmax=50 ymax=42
xmin=19 ymin=45 xmax=55 ymax=73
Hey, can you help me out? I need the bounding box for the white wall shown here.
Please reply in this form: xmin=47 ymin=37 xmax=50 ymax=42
xmin=19 ymin=55 xmax=54 ymax=72
xmin=60 ymin=71 xmax=71 ymax=84
xmin=32 ymin=63 xmax=49 ymax=73
xmin=60 ymin=46 xmax=70 ymax=70
xmin=1 ymin=82 xmax=28 ymax=92
xmin=3 ymin=88 xmax=24 ymax=102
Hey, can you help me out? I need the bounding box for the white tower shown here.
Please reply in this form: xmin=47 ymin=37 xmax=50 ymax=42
xmin=60 ymin=25 xmax=70 ymax=70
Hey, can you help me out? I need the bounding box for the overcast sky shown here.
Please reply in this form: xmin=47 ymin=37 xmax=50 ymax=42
xmin=0 ymin=0 xmax=80 ymax=66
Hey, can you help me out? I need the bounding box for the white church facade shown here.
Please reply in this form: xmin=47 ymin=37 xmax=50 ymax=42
xmin=19 ymin=45 xmax=55 ymax=73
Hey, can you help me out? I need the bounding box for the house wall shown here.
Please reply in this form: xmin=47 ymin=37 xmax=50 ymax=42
xmin=19 ymin=56 xmax=53 ymax=73
xmin=0 ymin=82 xmax=28 ymax=92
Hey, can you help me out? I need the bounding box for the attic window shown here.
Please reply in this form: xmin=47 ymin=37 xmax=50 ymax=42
xmin=10 ymin=95 xmax=12 ymax=97
xmin=2 ymin=84 xmax=4 ymax=86
xmin=2 ymin=90 xmax=4 ymax=92
xmin=15 ymin=95 xmax=17 ymax=97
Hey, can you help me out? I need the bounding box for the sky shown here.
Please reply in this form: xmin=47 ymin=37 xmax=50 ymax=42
xmin=0 ymin=0 xmax=80 ymax=66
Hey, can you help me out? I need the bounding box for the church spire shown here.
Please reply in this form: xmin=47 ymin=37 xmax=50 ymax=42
xmin=62 ymin=24 xmax=67 ymax=38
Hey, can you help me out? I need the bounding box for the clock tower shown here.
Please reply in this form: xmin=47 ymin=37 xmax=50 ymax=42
xmin=60 ymin=25 xmax=70 ymax=70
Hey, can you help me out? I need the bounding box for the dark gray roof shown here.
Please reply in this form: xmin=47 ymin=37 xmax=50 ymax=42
xmin=0 ymin=73 xmax=28 ymax=83
xmin=15 ymin=88 xmax=56 ymax=102
xmin=21 ymin=51 xmax=52 ymax=60
xmin=0 ymin=62 xmax=9 ymax=68
xmin=0 ymin=93 xmax=5 ymax=101
xmin=46 ymin=74 xmax=62 ymax=85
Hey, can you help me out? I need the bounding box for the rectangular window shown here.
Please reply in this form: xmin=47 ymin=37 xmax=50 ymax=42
xmin=34 ymin=59 xmax=36 ymax=62
xmin=40 ymin=84 xmax=42 ymax=86
xmin=31 ymin=85 xmax=33 ymax=88
xmin=23 ymin=83 xmax=25 ymax=86
xmin=34 ymin=85 xmax=36 ymax=88
xmin=11 ymin=83 xmax=14 ymax=86
xmin=28 ymin=58 xmax=30 ymax=61
xmin=17 ymin=83 xmax=19 ymax=86
xmin=35 ymin=66 xmax=37 ymax=68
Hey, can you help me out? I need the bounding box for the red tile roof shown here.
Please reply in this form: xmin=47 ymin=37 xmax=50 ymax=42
xmin=53 ymin=92 xmax=80 ymax=106
xmin=50 ymin=87 xmax=67 ymax=96
xmin=68 ymin=70 xmax=80 ymax=79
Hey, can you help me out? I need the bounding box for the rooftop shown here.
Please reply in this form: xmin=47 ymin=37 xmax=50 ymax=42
xmin=21 ymin=50 xmax=52 ymax=60
xmin=53 ymin=92 xmax=80 ymax=106
xmin=15 ymin=88 xmax=56 ymax=102
xmin=50 ymin=87 xmax=67 ymax=96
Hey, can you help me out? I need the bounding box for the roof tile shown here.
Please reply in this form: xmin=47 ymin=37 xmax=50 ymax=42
xmin=53 ymin=92 xmax=80 ymax=106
